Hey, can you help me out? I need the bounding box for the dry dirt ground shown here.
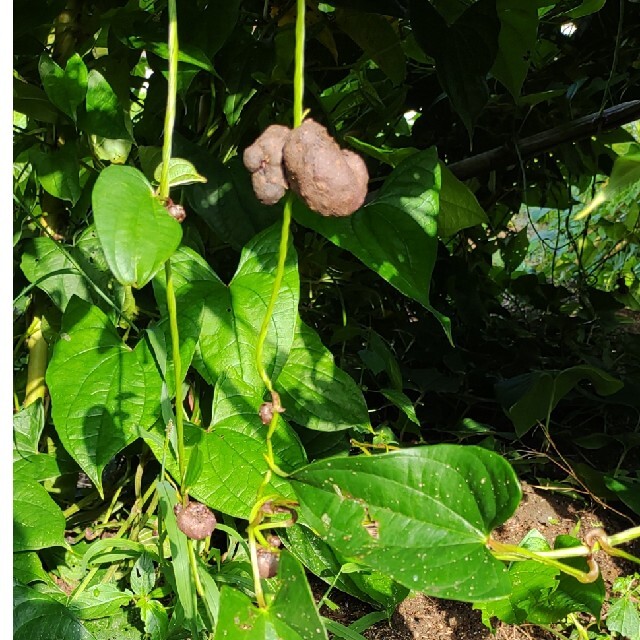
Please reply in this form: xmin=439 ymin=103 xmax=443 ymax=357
xmin=315 ymin=482 xmax=639 ymax=640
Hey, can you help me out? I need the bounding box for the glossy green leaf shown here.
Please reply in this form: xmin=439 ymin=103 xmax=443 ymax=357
xmin=14 ymin=552 xmax=50 ymax=585
xmin=67 ymin=584 xmax=133 ymax=620
xmin=90 ymin=136 xmax=132 ymax=164
xmin=564 ymin=0 xmax=606 ymax=19
xmin=277 ymin=321 xmax=371 ymax=432
xmin=156 ymin=225 xmax=298 ymax=390
xmin=496 ymin=365 xmax=623 ymax=437
xmin=153 ymin=157 xmax=207 ymax=188
xmin=214 ymin=552 xmax=327 ymax=640
xmin=14 ymin=469 xmax=66 ymax=552
xmin=438 ymin=164 xmax=488 ymax=237
xmin=83 ymin=70 xmax=131 ymax=140
xmin=38 ymin=53 xmax=88 ymax=121
xmin=30 ymin=144 xmax=81 ymax=204
xmin=14 ymin=584 xmax=95 ymax=640
xmin=380 ymin=388 xmax=419 ymax=425
xmin=47 ymin=297 xmax=162 ymax=494
xmin=292 ymin=445 xmax=521 ymax=602
xmin=293 ymin=148 xmax=450 ymax=339
xmin=20 ymin=228 xmax=125 ymax=320
xmin=143 ymin=375 xmax=305 ymax=519
xmin=345 ymin=137 xmax=419 ymax=168
xmin=92 ymin=165 xmax=182 ymax=288
xmin=13 ymin=400 xmax=45 ymax=461
xmin=492 ymin=0 xmax=538 ymax=98
xmin=336 ymin=9 xmax=406 ymax=85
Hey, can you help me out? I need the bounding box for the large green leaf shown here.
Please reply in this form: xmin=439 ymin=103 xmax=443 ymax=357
xmin=14 ymin=469 xmax=66 ymax=552
xmin=496 ymin=365 xmax=624 ymax=437
xmin=292 ymin=445 xmax=522 ymax=602
xmin=438 ymin=164 xmax=488 ymax=236
xmin=14 ymin=584 xmax=95 ymax=640
xmin=38 ymin=53 xmax=88 ymax=122
xmin=20 ymin=227 xmax=125 ymax=320
xmin=30 ymin=144 xmax=81 ymax=204
xmin=83 ymin=70 xmax=131 ymax=140
xmin=276 ymin=320 xmax=371 ymax=432
xmin=47 ymin=297 xmax=162 ymax=494
xmin=214 ymin=552 xmax=327 ymax=640
xmin=293 ymin=148 xmax=450 ymax=338
xmin=143 ymin=375 xmax=305 ymax=519
xmin=153 ymin=225 xmax=298 ymax=389
xmin=14 ymin=551 xmax=50 ymax=585
xmin=491 ymin=0 xmax=539 ymax=98
xmin=92 ymin=165 xmax=182 ymax=288
xmin=13 ymin=400 xmax=45 ymax=461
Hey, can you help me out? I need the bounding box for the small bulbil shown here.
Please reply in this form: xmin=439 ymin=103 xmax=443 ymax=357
xmin=243 ymin=124 xmax=291 ymax=205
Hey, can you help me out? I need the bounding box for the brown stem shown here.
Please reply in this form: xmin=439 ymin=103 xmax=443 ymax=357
xmin=448 ymin=100 xmax=640 ymax=180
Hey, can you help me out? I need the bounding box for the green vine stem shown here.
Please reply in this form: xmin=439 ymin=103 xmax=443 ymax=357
xmin=248 ymin=0 xmax=306 ymax=608
xmin=158 ymin=0 xmax=187 ymax=496
xmin=488 ymin=525 xmax=640 ymax=583
xmin=255 ymin=0 xmax=305 ymax=480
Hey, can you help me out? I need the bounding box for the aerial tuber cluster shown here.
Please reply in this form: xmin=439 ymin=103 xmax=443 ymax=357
xmin=243 ymin=119 xmax=368 ymax=217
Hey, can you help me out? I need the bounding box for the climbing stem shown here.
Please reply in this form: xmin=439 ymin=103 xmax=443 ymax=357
xmin=165 ymin=263 xmax=187 ymax=493
xmin=293 ymin=0 xmax=305 ymax=127
xmin=255 ymin=198 xmax=293 ymax=393
xmin=159 ymin=0 xmax=178 ymax=201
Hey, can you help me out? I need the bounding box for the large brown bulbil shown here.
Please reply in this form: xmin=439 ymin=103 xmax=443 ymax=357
xmin=243 ymin=119 xmax=369 ymax=217
xmin=174 ymin=501 xmax=217 ymax=540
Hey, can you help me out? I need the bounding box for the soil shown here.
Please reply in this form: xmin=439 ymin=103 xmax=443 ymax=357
xmin=314 ymin=482 xmax=639 ymax=639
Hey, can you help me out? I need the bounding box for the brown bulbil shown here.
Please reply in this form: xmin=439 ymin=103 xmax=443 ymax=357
xmin=283 ymin=119 xmax=369 ymax=217
xmin=256 ymin=546 xmax=280 ymax=579
xmin=174 ymin=501 xmax=217 ymax=540
xmin=243 ymin=124 xmax=291 ymax=205
xmin=164 ymin=197 xmax=186 ymax=223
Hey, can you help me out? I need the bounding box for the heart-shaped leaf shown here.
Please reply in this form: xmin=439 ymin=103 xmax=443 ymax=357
xmin=38 ymin=53 xmax=88 ymax=122
xmin=276 ymin=320 xmax=370 ymax=432
xmin=14 ymin=468 xmax=66 ymax=552
xmin=47 ymin=297 xmax=162 ymax=494
xmin=14 ymin=584 xmax=95 ymax=640
xmin=293 ymin=148 xmax=450 ymax=339
xmin=213 ymin=552 xmax=327 ymax=639
xmin=292 ymin=445 xmax=522 ymax=602
xmin=92 ymin=165 xmax=182 ymax=288
xmin=153 ymin=157 xmax=207 ymax=188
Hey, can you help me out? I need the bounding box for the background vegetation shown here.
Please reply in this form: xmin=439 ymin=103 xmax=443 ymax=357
xmin=13 ymin=0 xmax=640 ymax=638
